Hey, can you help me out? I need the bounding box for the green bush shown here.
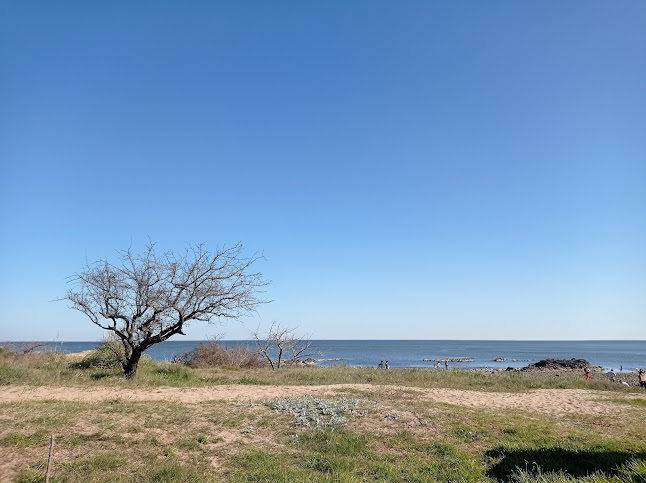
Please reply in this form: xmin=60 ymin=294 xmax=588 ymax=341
xmin=77 ymin=341 xmax=124 ymax=369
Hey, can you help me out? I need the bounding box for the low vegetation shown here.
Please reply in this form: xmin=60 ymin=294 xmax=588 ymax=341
xmin=72 ymin=340 xmax=125 ymax=369
xmin=0 ymin=347 xmax=639 ymax=392
xmin=265 ymin=396 xmax=377 ymax=427
xmin=1 ymin=347 xmax=645 ymax=482
xmin=174 ymin=341 xmax=264 ymax=369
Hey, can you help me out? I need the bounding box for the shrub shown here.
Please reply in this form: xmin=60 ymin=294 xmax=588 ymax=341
xmin=176 ymin=341 xmax=264 ymax=369
xmin=0 ymin=346 xmax=56 ymax=366
xmin=76 ymin=340 xmax=124 ymax=369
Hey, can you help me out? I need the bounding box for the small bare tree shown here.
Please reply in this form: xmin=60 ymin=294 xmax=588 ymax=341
xmin=64 ymin=242 xmax=267 ymax=378
xmin=252 ymin=322 xmax=312 ymax=370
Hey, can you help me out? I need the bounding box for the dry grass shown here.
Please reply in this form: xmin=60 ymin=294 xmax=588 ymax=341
xmin=2 ymin=384 xmax=645 ymax=482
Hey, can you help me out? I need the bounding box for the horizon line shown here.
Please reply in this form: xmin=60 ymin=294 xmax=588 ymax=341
xmin=5 ymin=339 xmax=645 ymax=343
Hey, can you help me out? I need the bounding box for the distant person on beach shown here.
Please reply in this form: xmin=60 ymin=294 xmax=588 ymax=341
xmin=445 ymin=360 xmax=449 ymax=369
xmin=435 ymin=361 xmax=440 ymax=368
xmin=606 ymin=369 xmax=616 ymax=382
xmin=584 ymin=371 xmax=593 ymax=380
xmin=639 ymin=369 xmax=646 ymax=389
xmin=385 ymin=361 xmax=389 ymax=369
xmin=378 ymin=361 xmax=385 ymax=369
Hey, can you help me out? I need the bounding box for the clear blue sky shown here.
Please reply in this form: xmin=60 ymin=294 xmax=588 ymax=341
xmin=1 ymin=1 xmax=644 ymax=341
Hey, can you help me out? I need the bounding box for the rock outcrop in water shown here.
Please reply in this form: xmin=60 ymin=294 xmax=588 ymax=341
xmin=523 ymin=358 xmax=594 ymax=371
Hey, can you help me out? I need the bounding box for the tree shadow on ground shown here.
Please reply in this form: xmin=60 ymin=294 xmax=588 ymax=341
xmin=485 ymin=447 xmax=646 ymax=481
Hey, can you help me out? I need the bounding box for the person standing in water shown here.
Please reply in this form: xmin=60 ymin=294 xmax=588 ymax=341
xmin=445 ymin=360 xmax=449 ymax=369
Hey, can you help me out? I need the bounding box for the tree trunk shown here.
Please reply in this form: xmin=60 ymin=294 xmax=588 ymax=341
xmin=122 ymin=350 xmax=143 ymax=379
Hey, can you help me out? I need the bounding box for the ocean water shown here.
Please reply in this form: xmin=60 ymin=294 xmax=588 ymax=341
xmin=19 ymin=340 xmax=646 ymax=371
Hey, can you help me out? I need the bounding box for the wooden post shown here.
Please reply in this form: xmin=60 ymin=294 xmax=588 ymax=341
xmin=45 ymin=434 xmax=54 ymax=483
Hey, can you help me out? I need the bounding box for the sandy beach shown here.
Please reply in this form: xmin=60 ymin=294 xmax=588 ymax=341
xmin=3 ymin=383 xmax=644 ymax=416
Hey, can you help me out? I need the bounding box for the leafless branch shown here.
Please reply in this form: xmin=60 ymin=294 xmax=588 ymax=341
xmin=251 ymin=322 xmax=311 ymax=370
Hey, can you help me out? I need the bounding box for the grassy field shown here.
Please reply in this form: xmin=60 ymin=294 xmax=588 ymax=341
xmin=1 ymin=350 xmax=645 ymax=482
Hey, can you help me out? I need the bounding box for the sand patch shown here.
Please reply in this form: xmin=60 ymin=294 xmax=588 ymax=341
xmin=62 ymin=350 xmax=94 ymax=361
xmin=2 ymin=384 xmax=642 ymax=416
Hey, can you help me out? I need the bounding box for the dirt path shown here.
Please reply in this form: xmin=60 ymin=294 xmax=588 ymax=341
xmin=2 ymin=384 xmax=642 ymax=415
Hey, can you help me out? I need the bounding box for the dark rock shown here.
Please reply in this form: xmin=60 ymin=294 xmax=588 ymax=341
xmin=524 ymin=358 xmax=593 ymax=371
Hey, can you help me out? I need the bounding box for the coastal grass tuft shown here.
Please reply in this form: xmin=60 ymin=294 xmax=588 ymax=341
xmin=1 ymin=431 xmax=47 ymax=447
xmin=149 ymin=362 xmax=200 ymax=383
xmin=178 ymin=433 xmax=213 ymax=451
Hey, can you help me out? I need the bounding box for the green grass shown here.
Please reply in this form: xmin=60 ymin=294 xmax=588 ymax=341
xmin=625 ymin=398 xmax=646 ymax=409
xmin=1 ymin=431 xmax=47 ymax=447
xmin=3 ymin=396 xmax=645 ymax=482
xmin=16 ymin=458 xmax=218 ymax=483
xmin=227 ymin=428 xmax=486 ymax=482
xmin=179 ymin=433 xmax=211 ymax=451
xmin=237 ymin=376 xmax=271 ymax=385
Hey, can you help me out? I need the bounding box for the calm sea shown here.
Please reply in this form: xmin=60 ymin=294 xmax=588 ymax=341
xmin=22 ymin=340 xmax=646 ymax=371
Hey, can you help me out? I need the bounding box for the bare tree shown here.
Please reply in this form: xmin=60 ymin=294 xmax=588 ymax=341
xmin=64 ymin=242 xmax=268 ymax=378
xmin=252 ymin=322 xmax=312 ymax=370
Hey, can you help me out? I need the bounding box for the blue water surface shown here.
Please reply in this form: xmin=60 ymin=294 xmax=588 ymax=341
xmin=17 ymin=339 xmax=646 ymax=371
